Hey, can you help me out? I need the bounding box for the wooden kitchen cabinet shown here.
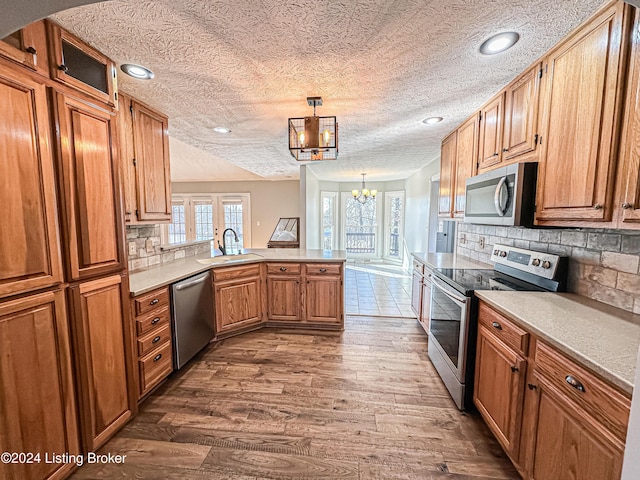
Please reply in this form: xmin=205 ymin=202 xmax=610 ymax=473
xmin=474 ymin=324 xmax=527 ymax=459
xmin=130 ymin=285 xmax=173 ymax=399
xmin=68 ymin=275 xmax=135 ymax=452
xmin=266 ymin=263 xmax=302 ymax=322
xmin=536 ymin=1 xmax=630 ymax=224
xmin=0 ymin=20 xmax=49 ymax=77
xmin=478 ymin=93 xmax=505 ymax=172
xmin=118 ymin=92 xmax=172 ymax=224
xmin=305 ymin=263 xmax=343 ymax=325
xmin=453 ymin=113 xmax=479 ymax=216
xmin=0 ymin=291 xmax=79 ymax=480
xmin=47 ymin=21 xmax=118 ymax=107
xmin=52 ymin=91 xmax=125 ymax=281
xmin=0 ymin=62 xmax=63 ymax=299
xmin=438 ymin=131 xmax=457 ymax=217
xmin=213 ymin=264 xmax=263 ymax=336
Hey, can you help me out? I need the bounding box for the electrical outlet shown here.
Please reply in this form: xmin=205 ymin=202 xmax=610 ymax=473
xmin=128 ymin=242 xmax=136 ymax=256
xmin=459 ymin=233 xmax=466 ymax=245
xmin=479 ymin=237 xmax=485 ymax=249
xmin=145 ymin=239 xmax=154 ymax=253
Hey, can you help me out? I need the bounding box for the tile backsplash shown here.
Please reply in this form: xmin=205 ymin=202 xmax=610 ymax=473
xmin=126 ymin=225 xmax=212 ymax=271
xmin=456 ymin=223 xmax=640 ymax=314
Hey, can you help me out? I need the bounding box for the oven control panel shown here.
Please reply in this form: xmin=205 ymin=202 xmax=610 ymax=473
xmin=491 ymin=244 xmax=560 ymax=279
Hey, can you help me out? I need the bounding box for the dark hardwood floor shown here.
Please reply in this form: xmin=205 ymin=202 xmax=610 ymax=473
xmin=71 ymin=316 xmax=519 ymax=479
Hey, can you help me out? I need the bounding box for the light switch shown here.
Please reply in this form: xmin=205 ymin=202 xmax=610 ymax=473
xmin=128 ymin=242 xmax=136 ymax=256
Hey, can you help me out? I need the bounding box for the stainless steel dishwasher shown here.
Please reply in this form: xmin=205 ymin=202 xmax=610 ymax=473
xmin=170 ymin=270 xmax=215 ymax=369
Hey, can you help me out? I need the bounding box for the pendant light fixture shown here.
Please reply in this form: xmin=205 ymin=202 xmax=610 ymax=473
xmin=352 ymin=173 xmax=377 ymax=204
xmin=288 ymin=97 xmax=338 ymax=161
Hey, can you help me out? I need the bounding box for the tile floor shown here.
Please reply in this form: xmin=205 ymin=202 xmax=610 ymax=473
xmin=344 ymin=262 xmax=415 ymax=317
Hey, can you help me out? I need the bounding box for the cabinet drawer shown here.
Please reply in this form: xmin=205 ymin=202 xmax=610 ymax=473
xmin=478 ymin=302 xmax=529 ymax=355
xmin=139 ymin=341 xmax=173 ymax=395
xmin=534 ymin=341 xmax=631 ymax=440
xmin=213 ymin=264 xmax=261 ymax=282
xmin=135 ymin=305 xmax=170 ymax=335
xmin=304 ymin=263 xmax=341 ymax=275
xmin=412 ymin=258 xmax=424 ymax=275
xmin=137 ymin=322 xmax=171 ymax=357
xmin=134 ymin=287 xmax=169 ymax=315
xmin=266 ymin=263 xmax=301 ymax=275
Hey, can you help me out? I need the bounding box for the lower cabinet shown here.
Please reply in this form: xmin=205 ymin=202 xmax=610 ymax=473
xmin=213 ymin=264 xmax=263 ymax=336
xmin=305 ymin=273 xmax=341 ymax=323
xmin=68 ymin=274 xmax=135 ymax=452
xmin=475 ymin=301 xmax=630 ymax=479
xmin=266 ymin=263 xmax=301 ymax=322
xmin=0 ymin=290 xmax=79 ymax=480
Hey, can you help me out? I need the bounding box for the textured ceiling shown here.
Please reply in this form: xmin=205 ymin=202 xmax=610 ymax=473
xmin=51 ymin=0 xmax=606 ymax=182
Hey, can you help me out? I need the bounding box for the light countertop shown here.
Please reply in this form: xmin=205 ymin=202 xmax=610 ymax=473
xmin=129 ymin=248 xmax=346 ymax=296
xmin=475 ymin=291 xmax=640 ymax=395
xmin=411 ymin=252 xmax=492 ymax=270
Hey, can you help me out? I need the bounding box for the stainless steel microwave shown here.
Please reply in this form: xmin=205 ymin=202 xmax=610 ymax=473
xmin=464 ymin=162 xmax=538 ymax=226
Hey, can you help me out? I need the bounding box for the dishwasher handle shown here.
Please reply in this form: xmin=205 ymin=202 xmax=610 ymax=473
xmin=174 ymin=272 xmax=209 ymax=291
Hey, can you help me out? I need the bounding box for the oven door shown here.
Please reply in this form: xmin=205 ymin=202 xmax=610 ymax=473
xmin=429 ymin=276 xmax=471 ymax=382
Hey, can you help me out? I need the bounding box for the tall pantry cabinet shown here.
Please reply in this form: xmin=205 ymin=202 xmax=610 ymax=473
xmin=0 ymin=19 xmax=135 ymax=480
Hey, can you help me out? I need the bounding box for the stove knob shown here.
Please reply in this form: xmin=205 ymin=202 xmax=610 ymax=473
xmin=542 ymin=260 xmax=552 ymax=270
xmin=500 ymin=251 xmax=507 ymax=257
xmin=532 ymin=258 xmax=541 ymax=267
xmin=493 ymin=249 xmax=500 ymax=255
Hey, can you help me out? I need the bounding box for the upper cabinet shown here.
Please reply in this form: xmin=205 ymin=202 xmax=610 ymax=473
xmin=438 ymin=131 xmax=457 ymax=218
xmin=0 ymin=20 xmax=49 ymax=77
xmin=616 ymin=7 xmax=640 ymax=228
xmin=118 ymin=92 xmax=172 ymax=224
xmin=536 ymin=1 xmax=630 ymax=224
xmin=52 ymin=91 xmax=125 ymax=281
xmin=47 ymin=21 xmax=118 ymax=107
xmin=0 ymin=62 xmax=63 ymax=300
xmin=478 ymin=93 xmax=505 ymax=172
xmin=454 ymin=113 xmax=479 ymax=217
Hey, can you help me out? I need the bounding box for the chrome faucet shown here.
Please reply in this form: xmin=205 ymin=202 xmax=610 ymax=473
xmin=218 ymin=228 xmax=239 ymax=255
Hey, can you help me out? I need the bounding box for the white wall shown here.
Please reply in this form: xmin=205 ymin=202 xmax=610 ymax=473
xmin=622 ymin=346 xmax=640 ymax=479
xmin=304 ymin=167 xmax=321 ymax=249
xmin=404 ymin=160 xmax=440 ymax=255
xmin=172 ymin=180 xmax=300 ymax=248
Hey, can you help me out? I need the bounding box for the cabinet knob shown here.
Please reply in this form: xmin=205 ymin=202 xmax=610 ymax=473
xmin=153 ymin=353 xmax=162 ymax=362
xmin=510 ymin=365 xmax=519 ymax=373
xmin=593 ymin=203 xmax=603 ymax=210
xmin=25 ymin=46 xmax=37 ymax=54
xmin=527 ymin=383 xmax=537 ymax=391
xmin=493 ymin=152 xmax=499 ymax=157
xmin=149 ymin=298 xmax=159 ymax=305
xmin=502 ymin=148 xmax=508 ymax=152
xmin=622 ymin=202 xmax=633 ymax=210
xmin=280 ymin=267 xmax=287 ymax=271
xmin=565 ymin=375 xmax=585 ymax=392
xmin=58 ymin=64 xmax=69 ymax=73
xmin=319 ymin=268 xmax=327 ymax=273
xmin=492 ymin=321 xmax=502 ymax=330
xmin=152 ymin=335 xmax=161 ymax=344
xmin=125 ymin=210 xmax=132 ymax=215
xmin=151 ymin=317 xmax=160 ymax=325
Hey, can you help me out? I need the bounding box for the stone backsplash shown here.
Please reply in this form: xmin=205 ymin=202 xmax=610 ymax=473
xmin=126 ymin=225 xmax=212 ymax=271
xmin=456 ymin=223 xmax=640 ymax=314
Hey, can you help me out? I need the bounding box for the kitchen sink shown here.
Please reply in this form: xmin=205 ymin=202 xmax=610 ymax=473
xmin=196 ymin=253 xmax=263 ymax=265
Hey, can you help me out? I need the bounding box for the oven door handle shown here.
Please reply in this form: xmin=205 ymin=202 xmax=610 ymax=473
xmin=431 ymin=276 xmax=468 ymax=305
xmin=494 ymin=176 xmax=509 ymax=217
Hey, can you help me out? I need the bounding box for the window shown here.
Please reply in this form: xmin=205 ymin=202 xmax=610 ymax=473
xmin=343 ymin=193 xmax=378 ymax=255
xmin=162 ymin=194 xmax=251 ymax=250
xmin=384 ymin=191 xmax=405 ymax=261
xmin=321 ymin=191 xmax=338 ymax=250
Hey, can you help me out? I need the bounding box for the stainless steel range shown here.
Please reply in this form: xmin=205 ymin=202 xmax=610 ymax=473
xmin=427 ymin=244 xmax=569 ymax=410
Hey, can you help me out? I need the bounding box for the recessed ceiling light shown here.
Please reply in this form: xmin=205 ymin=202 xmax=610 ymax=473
xmin=213 ymin=127 xmax=231 ymax=134
xmin=479 ymin=32 xmax=520 ymax=55
xmin=120 ymin=64 xmax=154 ymax=79
xmin=422 ymin=117 xmax=443 ymax=125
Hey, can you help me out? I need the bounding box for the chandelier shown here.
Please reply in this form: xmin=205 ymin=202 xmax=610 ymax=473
xmin=288 ymin=97 xmax=338 ymax=161
xmin=352 ymin=173 xmax=377 ymax=204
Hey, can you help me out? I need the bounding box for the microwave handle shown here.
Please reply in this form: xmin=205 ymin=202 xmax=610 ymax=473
xmin=494 ymin=176 xmax=509 ymax=217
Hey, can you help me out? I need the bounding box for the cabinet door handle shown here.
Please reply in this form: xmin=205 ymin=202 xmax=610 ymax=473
xmin=527 ymin=383 xmax=537 ymax=390
xmin=511 ymin=366 xmax=519 ymax=373
xmin=492 ymin=321 xmax=502 ymax=330
xmin=493 ymin=152 xmax=499 ymax=157
xmin=153 ymin=353 xmax=162 ymax=362
xmin=593 ymin=204 xmax=603 ymax=210
xmin=319 ymin=268 xmax=327 ymax=273
xmin=149 ymin=298 xmax=159 ymax=305
xmin=622 ymin=202 xmax=633 ymax=210
xmin=58 ymin=64 xmax=69 ymax=73
xmin=565 ymin=375 xmax=585 ymax=392
xmin=280 ymin=267 xmax=287 ymax=271
xmin=125 ymin=210 xmax=132 ymax=215
xmin=26 ymin=46 xmax=37 ymax=54
xmin=151 ymin=317 xmax=160 ymax=325
xmin=152 ymin=335 xmax=161 ymax=344
xmin=502 ymin=148 xmax=508 ymax=152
